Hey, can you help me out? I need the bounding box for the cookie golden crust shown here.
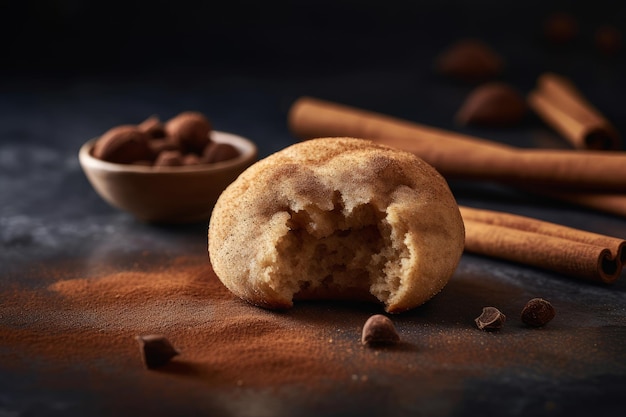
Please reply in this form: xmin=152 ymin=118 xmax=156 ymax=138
xmin=208 ymin=137 xmax=465 ymax=313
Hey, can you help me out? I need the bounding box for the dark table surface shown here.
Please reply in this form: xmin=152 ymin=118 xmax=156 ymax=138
xmin=2 ymin=1 xmax=626 ymax=416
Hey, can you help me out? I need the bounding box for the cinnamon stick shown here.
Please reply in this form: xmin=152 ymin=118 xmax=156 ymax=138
xmin=528 ymin=73 xmax=620 ymax=150
xmin=460 ymin=206 xmax=626 ymax=283
xmin=288 ymin=96 xmax=626 ymax=193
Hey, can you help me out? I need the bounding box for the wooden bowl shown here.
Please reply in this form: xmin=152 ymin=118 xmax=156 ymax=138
xmin=79 ymin=131 xmax=257 ymax=223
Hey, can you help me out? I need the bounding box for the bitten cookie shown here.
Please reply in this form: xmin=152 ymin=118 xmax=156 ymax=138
xmin=208 ymin=137 xmax=465 ymax=313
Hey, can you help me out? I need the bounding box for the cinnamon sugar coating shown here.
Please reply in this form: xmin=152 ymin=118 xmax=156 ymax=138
xmin=208 ymin=138 xmax=465 ymax=313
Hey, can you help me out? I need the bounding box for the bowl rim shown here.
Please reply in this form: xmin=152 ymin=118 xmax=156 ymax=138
xmin=79 ymin=130 xmax=258 ymax=174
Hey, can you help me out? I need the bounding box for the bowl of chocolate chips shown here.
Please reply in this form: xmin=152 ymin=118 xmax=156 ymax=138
xmin=79 ymin=111 xmax=257 ymax=223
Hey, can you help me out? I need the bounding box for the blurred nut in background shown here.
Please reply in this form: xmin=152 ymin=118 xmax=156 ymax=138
xmin=456 ymin=82 xmax=526 ymax=127
xmin=92 ymin=125 xmax=152 ymax=164
xmin=91 ymin=111 xmax=243 ymax=167
xmin=435 ymin=39 xmax=503 ymax=81
xmin=165 ymin=111 xmax=213 ymax=153
xmin=138 ymin=115 xmax=167 ymax=138
xmin=203 ymin=142 xmax=241 ymax=164
xmin=595 ymin=25 xmax=622 ymax=56
xmin=543 ymin=12 xmax=578 ymax=44
xmin=154 ymin=150 xmax=184 ymax=167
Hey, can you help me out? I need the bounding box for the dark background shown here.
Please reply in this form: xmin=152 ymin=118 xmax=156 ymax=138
xmin=1 ymin=0 xmax=625 ymax=158
xmin=2 ymin=0 xmax=625 ymax=77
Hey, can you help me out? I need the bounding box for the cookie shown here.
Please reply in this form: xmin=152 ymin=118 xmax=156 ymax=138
xmin=208 ymin=138 xmax=465 ymax=313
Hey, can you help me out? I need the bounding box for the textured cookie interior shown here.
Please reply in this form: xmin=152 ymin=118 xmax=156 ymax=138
xmin=265 ymin=193 xmax=407 ymax=306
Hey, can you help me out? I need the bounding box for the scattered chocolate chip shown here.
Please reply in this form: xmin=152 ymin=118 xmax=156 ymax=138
xmin=138 ymin=115 xmax=166 ymax=138
xmin=165 ymin=111 xmax=213 ymax=153
xmin=361 ymin=314 xmax=400 ymax=346
xmin=154 ymin=150 xmax=184 ymax=167
xmin=136 ymin=334 xmax=180 ymax=369
xmin=475 ymin=307 xmax=506 ymax=331
xmin=521 ymin=298 xmax=556 ymax=327
xmin=435 ymin=39 xmax=503 ymax=81
xmin=456 ymin=82 xmax=526 ymax=127
xmin=543 ymin=12 xmax=578 ymax=45
xmin=93 ymin=125 xmax=152 ymax=164
xmin=203 ymin=142 xmax=240 ymax=164
xmin=595 ymin=25 xmax=622 ymax=56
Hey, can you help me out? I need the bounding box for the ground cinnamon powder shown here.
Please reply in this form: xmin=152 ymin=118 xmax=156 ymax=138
xmin=2 ymin=253 xmax=624 ymax=407
xmin=2 ymin=255 xmax=363 ymax=387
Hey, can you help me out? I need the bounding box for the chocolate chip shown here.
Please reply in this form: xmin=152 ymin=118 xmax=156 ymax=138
xmin=475 ymin=306 xmax=506 ymax=331
xmin=361 ymin=314 xmax=400 ymax=346
xmin=136 ymin=334 xmax=180 ymax=369
xmin=521 ymin=298 xmax=555 ymax=327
